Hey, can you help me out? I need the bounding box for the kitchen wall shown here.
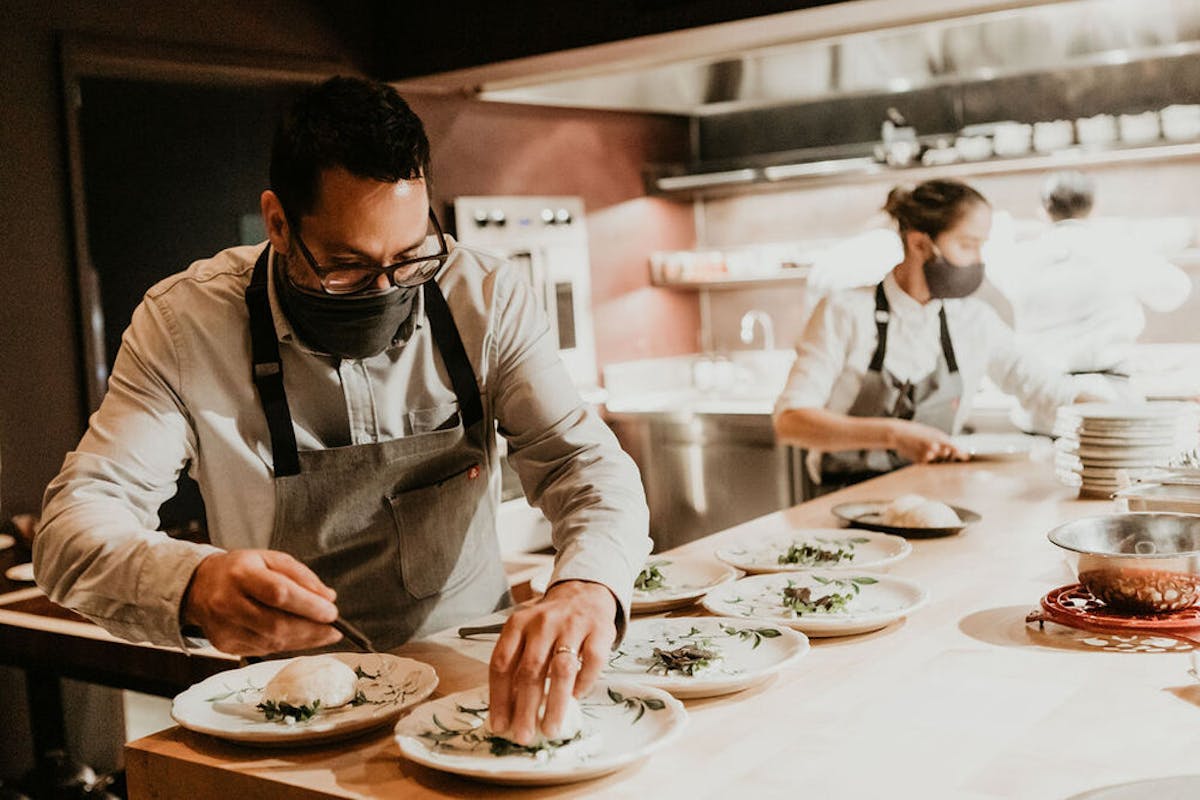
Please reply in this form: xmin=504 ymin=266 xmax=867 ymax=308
xmin=697 ymin=157 xmax=1200 ymax=352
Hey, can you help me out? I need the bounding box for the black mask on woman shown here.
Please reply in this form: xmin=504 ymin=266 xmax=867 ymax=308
xmin=275 ymin=261 xmax=417 ymax=360
xmin=923 ymin=245 xmax=985 ymax=299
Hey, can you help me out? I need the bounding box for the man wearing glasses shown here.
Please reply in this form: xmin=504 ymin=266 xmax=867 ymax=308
xmin=35 ymin=76 xmax=650 ymax=746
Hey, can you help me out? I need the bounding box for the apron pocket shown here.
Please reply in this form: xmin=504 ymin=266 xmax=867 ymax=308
xmin=388 ymin=463 xmax=486 ymax=599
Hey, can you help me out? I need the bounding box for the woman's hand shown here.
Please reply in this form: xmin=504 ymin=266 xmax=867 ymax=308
xmin=887 ymin=420 xmax=967 ymax=464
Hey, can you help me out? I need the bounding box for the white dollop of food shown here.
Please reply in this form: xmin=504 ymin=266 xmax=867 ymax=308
xmin=483 ymin=695 xmax=585 ymax=745
xmin=881 ymin=495 xmax=960 ymax=528
xmin=262 ymin=655 xmax=358 ymax=709
xmin=880 ymin=494 xmax=929 ymax=526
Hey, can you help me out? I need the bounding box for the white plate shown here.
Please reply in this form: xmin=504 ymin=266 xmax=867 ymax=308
xmin=714 ymin=530 xmax=910 ymax=574
xmin=605 ymin=616 xmax=808 ymax=698
xmin=701 ymin=571 xmax=928 ymax=637
xmin=171 ymin=653 xmax=437 ymax=745
xmin=394 ymin=679 xmax=686 ymax=786
xmin=0 ymin=534 xmax=14 ymax=552
xmin=5 ymin=562 xmax=34 ymax=582
xmin=951 ymin=433 xmax=1040 ymax=461
xmin=1064 ymin=402 xmax=1195 ymax=422
xmin=529 ymin=555 xmax=738 ymax=614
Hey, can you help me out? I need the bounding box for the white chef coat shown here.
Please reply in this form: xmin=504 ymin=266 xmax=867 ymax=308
xmin=35 ymin=238 xmax=651 ymax=648
xmin=775 ymin=273 xmax=1080 ymax=481
xmin=997 ymin=219 xmax=1191 ymax=372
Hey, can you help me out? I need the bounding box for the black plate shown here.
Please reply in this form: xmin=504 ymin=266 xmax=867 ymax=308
xmin=831 ymin=501 xmax=982 ymax=539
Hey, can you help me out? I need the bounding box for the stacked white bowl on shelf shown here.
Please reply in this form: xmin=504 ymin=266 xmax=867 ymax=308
xmin=1053 ymin=402 xmax=1200 ymax=498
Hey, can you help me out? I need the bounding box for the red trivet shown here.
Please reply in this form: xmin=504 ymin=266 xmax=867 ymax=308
xmin=1026 ymin=583 xmax=1200 ymax=646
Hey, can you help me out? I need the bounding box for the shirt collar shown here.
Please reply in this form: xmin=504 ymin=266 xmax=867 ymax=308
xmin=883 ymin=271 xmax=943 ymax=320
xmin=265 ymin=244 xmax=429 ymax=357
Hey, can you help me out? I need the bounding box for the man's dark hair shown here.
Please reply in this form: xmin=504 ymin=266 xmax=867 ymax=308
xmin=269 ymin=76 xmax=430 ymax=221
xmin=1041 ymin=170 xmax=1095 ymax=221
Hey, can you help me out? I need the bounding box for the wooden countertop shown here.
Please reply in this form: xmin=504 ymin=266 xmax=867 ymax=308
xmin=125 ymin=460 xmax=1200 ymax=799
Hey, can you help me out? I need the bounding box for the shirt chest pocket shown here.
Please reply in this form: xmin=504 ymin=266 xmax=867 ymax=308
xmin=407 ymin=402 xmax=461 ymax=435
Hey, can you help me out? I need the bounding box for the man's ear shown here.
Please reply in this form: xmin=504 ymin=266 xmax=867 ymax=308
xmin=260 ymin=190 xmax=291 ymax=253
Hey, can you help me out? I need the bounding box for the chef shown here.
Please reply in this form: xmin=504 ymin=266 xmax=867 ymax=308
xmin=34 ymin=76 xmax=650 ymax=746
xmin=774 ymin=179 xmax=1106 ymax=495
xmin=998 ymin=170 xmax=1190 ymax=375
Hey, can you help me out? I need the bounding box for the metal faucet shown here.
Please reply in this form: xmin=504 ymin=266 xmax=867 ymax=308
xmin=739 ymin=309 xmax=775 ymax=350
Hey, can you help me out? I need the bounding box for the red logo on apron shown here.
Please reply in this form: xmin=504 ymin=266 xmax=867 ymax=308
xmin=467 ymin=464 xmax=481 ymax=480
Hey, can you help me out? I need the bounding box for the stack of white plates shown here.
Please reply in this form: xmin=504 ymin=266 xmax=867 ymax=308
xmin=1053 ymin=403 xmax=1199 ymax=498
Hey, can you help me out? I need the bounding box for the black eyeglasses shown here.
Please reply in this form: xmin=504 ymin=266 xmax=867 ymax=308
xmin=289 ymin=209 xmax=450 ymax=294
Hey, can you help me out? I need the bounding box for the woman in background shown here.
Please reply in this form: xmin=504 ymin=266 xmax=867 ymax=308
xmin=774 ymin=179 xmax=1107 ymax=496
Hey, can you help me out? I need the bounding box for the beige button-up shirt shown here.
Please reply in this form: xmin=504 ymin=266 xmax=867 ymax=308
xmin=35 ymin=239 xmax=651 ymax=648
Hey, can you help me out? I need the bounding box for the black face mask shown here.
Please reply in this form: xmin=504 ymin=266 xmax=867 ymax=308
xmin=275 ymin=259 xmax=416 ymax=360
xmin=923 ymin=246 xmax=985 ymax=299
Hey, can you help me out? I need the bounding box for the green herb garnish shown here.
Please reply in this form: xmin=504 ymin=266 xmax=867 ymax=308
xmin=780 ymin=575 xmax=877 ymax=615
xmin=778 ymin=542 xmax=855 ymax=566
xmin=634 ymin=564 xmax=667 ymax=591
xmin=648 ymin=644 xmax=720 ymax=676
xmin=484 ymin=730 xmax=583 ymax=757
xmin=256 ymin=698 xmax=321 ymax=723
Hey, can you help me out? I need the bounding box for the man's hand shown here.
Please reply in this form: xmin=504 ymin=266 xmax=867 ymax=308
xmin=888 ymin=419 xmax=968 ymax=464
xmin=182 ymin=549 xmax=341 ymax=655
xmin=487 ymin=580 xmax=617 ymax=746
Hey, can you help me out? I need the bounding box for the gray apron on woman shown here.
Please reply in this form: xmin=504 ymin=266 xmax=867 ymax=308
xmin=819 ymin=282 xmax=964 ymax=492
xmin=245 ymin=248 xmax=511 ymax=653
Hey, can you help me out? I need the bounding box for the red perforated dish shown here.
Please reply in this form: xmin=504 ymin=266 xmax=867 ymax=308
xmin=1033 ymin=583 xmax=1200 ymax=644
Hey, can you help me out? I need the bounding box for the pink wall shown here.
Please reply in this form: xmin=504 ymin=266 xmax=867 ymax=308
xmin=405 ymin=93 xmax=701 ymax=368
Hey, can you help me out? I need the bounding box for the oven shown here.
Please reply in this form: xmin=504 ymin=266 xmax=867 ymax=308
xmin=451 ymin=196 xmax=600 ymax=554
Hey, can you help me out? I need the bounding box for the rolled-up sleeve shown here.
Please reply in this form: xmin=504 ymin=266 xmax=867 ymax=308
xmin=489 ymin=271 xmax=651 ymax=631
xmin=774 ymin=296 xmax=850 ymax=417
xmin=34 ymin=293 xmax=223 ymax=649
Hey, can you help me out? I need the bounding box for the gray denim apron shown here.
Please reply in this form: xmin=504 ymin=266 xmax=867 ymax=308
xmin=819 ymin=282 xmax=964 ymax=492
xmin=245 ymin=248 xmax=511 ymax=653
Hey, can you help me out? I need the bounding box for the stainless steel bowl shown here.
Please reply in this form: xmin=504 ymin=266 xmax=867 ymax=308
xmin=1047 ymin=513 xmax=1200 ymax=613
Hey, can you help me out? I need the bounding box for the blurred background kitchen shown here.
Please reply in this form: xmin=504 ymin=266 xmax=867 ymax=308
xmin=4 ymin=0 xmax=1200 ymax=792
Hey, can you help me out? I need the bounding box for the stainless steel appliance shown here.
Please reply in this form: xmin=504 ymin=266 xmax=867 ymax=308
xmin=452 ymin=196 xmax=598 ymax=391
xmin=451 ymin=196 xmax=600 ymax=554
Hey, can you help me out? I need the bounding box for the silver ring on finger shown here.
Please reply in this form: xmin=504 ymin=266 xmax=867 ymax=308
xmin=553 ymin=644 xmax=583 ymax=666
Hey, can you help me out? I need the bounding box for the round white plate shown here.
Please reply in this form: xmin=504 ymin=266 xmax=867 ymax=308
xmin=1064 ymin=402 xmax=1195 ymax=422
xmin=831 ymin=500 xmax=981 ymax=539
xmin=529 ymin=555 xmax=738 ymax=614
xmin=394 ymin=679 xmax=687 ymax=786
xmin=714 ymin=530 xmax=910 ymax=575
xmin=0 ymin=534 xmax=14 ymax=552
xmin=951 ymin=433 xmax=1040 ymax=461
xmin=605 ymin=616 xmax=808 ymax=698
xmin=5 ymin=562 xmax=34 ymax=582
xmin=701 ymin=571 xmax=928 ymax=637
xmin=171 ymin=653 xmax=437 ymax=745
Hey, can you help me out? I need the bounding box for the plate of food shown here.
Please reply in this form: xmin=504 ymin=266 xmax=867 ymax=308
xmin=530 ymin=555 xmax=738 ymax=614
xmin=831 ymin=494 xmax=981 ymax=538
xmin=714 ymin=530 xmax=911 ymax=575
xmin=701 ymin=572 xmax=928 ymax=637
xmin=605 ymin=616 xmax=808 ymax=698
xmin=394 ymin=679 xmax=686 ymax=786
xmin=951 ymin=433 xmax=1041 ymax=461
xmin=171 ymin=652 xmax=438 ymax=745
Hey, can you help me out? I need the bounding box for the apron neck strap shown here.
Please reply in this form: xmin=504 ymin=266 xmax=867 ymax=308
xmin=868 ymin=282 xmax=890 ymax=372
xmin=423 ymin=279 xmax=484 ymax=430
xmin=938 ymin=304 xmax=959 ymax=374
xmin=246 ymin=246 xmax=302 ymax=477
xmin=869 ymin=281 xmax=960 ymax=375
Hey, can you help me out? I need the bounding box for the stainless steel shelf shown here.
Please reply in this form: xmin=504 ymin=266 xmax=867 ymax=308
xmin=650 ymin=270 xmax=810 ymax=291
xmin=652 ymin=140 xmax=1200 ymax=199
